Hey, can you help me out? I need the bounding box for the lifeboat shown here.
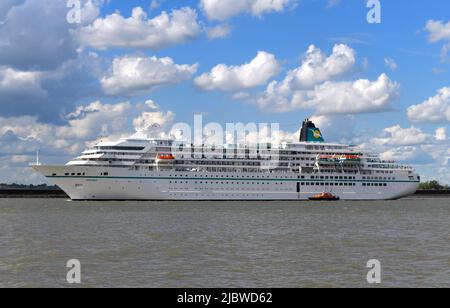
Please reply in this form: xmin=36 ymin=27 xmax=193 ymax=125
xmin=339 ymin=155 xmax=361 ymax=164
xmin=157 ymin=154 xmax=175 ymax=160
xmin=309 ymin=192 xmax=340 ymax=201
xmin=317 ymin=155 xmax=339 ymax=165
xmin=156 ymin=154 xmax=175 ymax=165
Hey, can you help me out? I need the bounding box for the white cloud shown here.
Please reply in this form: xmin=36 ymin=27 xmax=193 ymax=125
xmin=372 ymin=125 xmax=430 ymax=147
xmin=379 ymin=146 xmax=432 ymax=164
xmin=0 ymin=104 xmax=128 ymax=163
xmin=360 ymin=124 xmax=449 ymax=173
xmin=243 ymin=125 xmax=299 ymax=144
xmin=425 ymin=20 xmax=450 ymax=61
xmin=61 ymin=101 xmax=135 ymax=141
xmin=144 ymin=99 xmax=159 ymax=110
xmin=79 ymin=0 xmax=104 ymax=26
xmin=232 ymin=92 xmax=252 ymax=100
xmin=133 ymin=109 xmax=175 ymax=132
xmin=284 ymin=44 xmax=356 ymax=89
xmin=206 ymin=24 xmax=232 ymax=40
xmin=435 ymin=127 xmax=447 ymax=141
xmin=79 ymin=7 xmax=201 ymax=50
xmin=0 ymin=66 xmax=45 ymax=97
xmin=245 ymin=44 xmax=399 ymax=114
xmin=200 ymin=0 xmax=296 ymax=21
xmin=384 ymin=58 xmax=398 ymax=71
xmin=426 ymin=20 xmax=450 ymax=43
xmin=309 ymin=74 xmax=399 ymax=114
xmin=101 ymin=55 xmax=198 ymax=96
xmin=65 ymin=100 xmax=175 ymax=142
xmin=194 ymin=51 xmax=280 ymax=91
xmin=214 ymin=45 xmax=397 ymax=115
xmin=257 ymin=73 xmax=399 ymax=114
xmin=407 ymin=87 xmax=450 ymax=123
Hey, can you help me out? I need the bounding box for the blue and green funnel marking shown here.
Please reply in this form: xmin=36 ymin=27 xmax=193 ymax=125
xmin=307 ymin=128 xmax=325 ymax=142
xmin=300 ymin=119 xmax=325 ymax=143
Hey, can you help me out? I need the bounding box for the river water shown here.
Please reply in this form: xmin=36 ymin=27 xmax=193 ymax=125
xmin=0 ymin=198 xmax=448 ymax=288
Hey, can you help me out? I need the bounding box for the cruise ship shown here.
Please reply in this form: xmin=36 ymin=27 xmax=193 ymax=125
xmin=32 ymin=119 xmax=420 ymax=201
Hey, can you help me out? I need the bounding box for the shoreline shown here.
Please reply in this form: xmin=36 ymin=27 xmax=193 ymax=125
xmin=0 ymin=189 xmax=68 ymax=198
xmin=1 ymin=189 xmax=449 ymax=199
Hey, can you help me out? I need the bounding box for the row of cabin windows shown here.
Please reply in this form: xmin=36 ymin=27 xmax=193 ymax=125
xmin=88 ymin=152 xmax=142 ymax=156
xmin=96 ymin=146 xmax=145 ymax=151
xmin=174 ymin=161 xmax=263 ymax=166
xmin=169 ymin=181 xmax=387 ymax=187
xmin=311 ymin=175 xmax=357 ymax=180
xmin=166 ymin=174 xmax=296 ymax=179
xmin=165 ymin=174 xmax=369 ymax=180
xmin=363 ymin=176 xmax=396 ymax=180
xmin=301 ymin=182 xmax=357 ymax=187
xmin=170 ymin=181 xmax=288 ymax=185
xmin=62 ymin=172 xmax=109 ymax=176
xmin=85 ymin=158 xmax=136 ymax=162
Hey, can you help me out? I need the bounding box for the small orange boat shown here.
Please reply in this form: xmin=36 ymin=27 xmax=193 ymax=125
xmin=309 ymin=192 xmax=340 ymax=201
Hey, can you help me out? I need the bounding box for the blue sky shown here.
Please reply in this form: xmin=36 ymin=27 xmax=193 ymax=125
xmin=0 ymin=0 xmax=449 ymax=184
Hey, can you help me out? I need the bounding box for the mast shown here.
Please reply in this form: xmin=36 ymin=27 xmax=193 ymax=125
xmin=36 ymin=149 xmax=40 ymax=166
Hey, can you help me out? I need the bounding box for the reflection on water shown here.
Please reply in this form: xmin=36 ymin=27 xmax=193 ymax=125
xmin=0 ymin=198 xmax=449 ymax=287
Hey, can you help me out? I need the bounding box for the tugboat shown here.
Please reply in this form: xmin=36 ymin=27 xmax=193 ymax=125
xmin=309 ymin=192 xmax=340 ymax=201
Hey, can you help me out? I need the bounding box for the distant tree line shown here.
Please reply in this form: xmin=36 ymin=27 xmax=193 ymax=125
xmin=418 ymin=181 xmax=450 ymax=191
xmin=0 ymin=183 xmax=59 ymax=190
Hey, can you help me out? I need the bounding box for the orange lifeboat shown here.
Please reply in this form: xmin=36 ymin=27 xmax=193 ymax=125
xmin=309 ymin=192 xmax=340 ymax=201
xmin=339 ymin=155 xmax=361 ymax=162
xmin=157 ymin=154 xmax=175 ymax=160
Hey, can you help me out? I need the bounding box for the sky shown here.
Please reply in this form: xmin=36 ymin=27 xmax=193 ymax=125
xmin=0 ymin=0 xmax=449 ymax=184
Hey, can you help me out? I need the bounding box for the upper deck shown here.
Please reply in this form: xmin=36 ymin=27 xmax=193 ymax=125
xmin=65 ymin=119 xmax=416 ymax=177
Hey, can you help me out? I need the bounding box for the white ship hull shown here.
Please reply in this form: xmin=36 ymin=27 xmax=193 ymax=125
xmin=33 ymin=165 xmax=419 ymax=201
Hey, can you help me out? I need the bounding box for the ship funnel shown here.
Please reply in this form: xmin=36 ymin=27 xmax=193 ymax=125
xmin=299 ymin=119 xmax=325 ymax=143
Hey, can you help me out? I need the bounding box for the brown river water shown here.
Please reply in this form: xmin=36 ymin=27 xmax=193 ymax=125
xmin=0 ymin=197 xmax=449 ymax=287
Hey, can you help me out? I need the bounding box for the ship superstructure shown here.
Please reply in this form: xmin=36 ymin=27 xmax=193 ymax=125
xmin=33 ymin=120 xmax=420 ymax=200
